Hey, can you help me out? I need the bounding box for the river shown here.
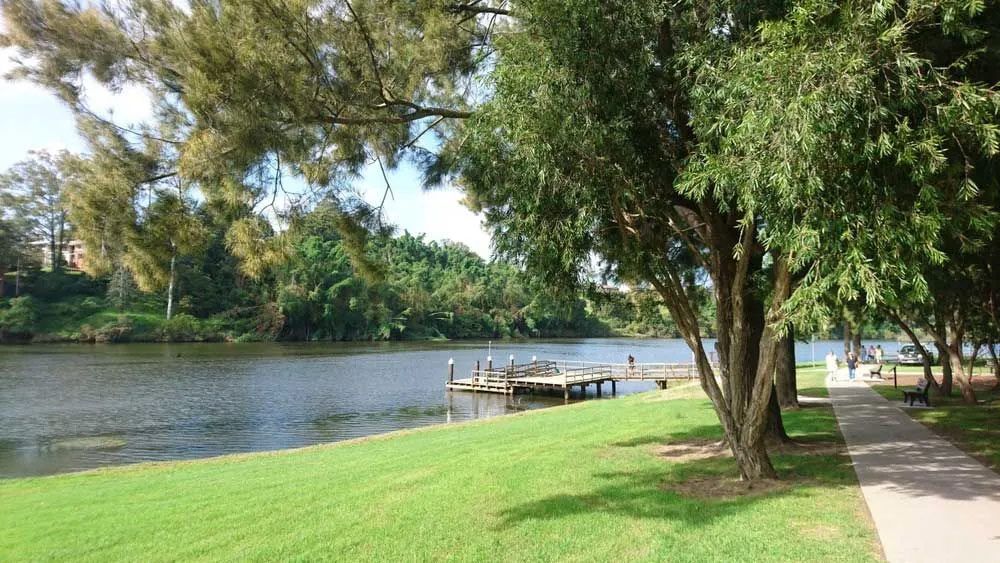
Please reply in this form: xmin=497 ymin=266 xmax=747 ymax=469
xmin=0 ymin=337 xmax=904 ymax=477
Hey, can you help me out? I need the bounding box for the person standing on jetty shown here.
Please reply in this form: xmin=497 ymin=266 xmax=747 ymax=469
xmin=627 ymin=354 xmax=636 ymax=377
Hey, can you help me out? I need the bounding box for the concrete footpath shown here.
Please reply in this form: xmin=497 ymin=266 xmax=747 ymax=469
xmin=828 ymin=381 xmax=1000 ymax=562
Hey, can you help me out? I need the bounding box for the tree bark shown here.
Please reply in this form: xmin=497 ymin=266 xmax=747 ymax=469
xmin=934 ymin=317 xmax=953 ymax=395
xmin=843 ymin=321 xmax=852 ymax=359
xmin=947 ymin=350 xmax=977 ymax=404
xmin=55 ymin=214 xmax=66 ymax=271
xmin=166 ymin=249 xmax=176 ymax=321
xmin=966 ymin=342 xmax=981 ymax=381
xmin=0 ymin=266 xmax=5 ymax=298
xmin=48 ymin=226 xmax=57 ymax=272
xmin=852 ymin=325 xmax=862 ymax=357
xmin=775 ymin=328 xmax=799 ymax=408
xmin=989 ymin=344 xmax=1000 ymax=390
xmin=919 ymin=316 xmax=977 ymax=404
xmin=890 ymin=312 xmax=940 ymax=393
xmin=937 ymin=343 xmax=953 ymax=395
xmin=765 ymin=383 xmax=791 ymax=444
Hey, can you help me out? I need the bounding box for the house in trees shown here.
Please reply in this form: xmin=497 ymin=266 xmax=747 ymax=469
xmin=31 ymin=239 xmax=86 ymax=270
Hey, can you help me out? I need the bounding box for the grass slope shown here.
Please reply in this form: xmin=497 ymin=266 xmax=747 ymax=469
xmin=0 ymin=386 xmax=878 ymax=562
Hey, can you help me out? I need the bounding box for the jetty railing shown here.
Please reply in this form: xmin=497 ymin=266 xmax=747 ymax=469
xmin=550 ymin=360 xmax=705 ymax=380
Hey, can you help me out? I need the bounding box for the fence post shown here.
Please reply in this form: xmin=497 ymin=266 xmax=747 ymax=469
xmin=893 ymin=366 xmax=897 ymax=389
xmin=487 ymin=355 xmax=492 ymax=371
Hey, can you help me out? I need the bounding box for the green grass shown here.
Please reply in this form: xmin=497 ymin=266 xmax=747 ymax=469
xmin=0 ymin=386 xmax=878 ymax=562
xmin=797 ymin=365 xmax=831 ymax=398
xmin=872 ymin=382 xmax=1000 ymax=472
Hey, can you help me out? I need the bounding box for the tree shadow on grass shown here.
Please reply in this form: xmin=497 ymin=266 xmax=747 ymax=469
xmin=496 ymin=423 xmax=857 ymax=530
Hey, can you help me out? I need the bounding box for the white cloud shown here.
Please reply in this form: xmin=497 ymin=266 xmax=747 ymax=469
xmin=356 ymin=161 xmax=494 ymax=259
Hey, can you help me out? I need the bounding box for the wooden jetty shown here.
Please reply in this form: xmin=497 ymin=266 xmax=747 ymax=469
xmin=445 ymin=357 xmax=700 ymax=400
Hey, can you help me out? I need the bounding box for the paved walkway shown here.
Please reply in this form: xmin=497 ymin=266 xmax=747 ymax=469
xmin=828 ymin=380 xmax=1000 ymax=562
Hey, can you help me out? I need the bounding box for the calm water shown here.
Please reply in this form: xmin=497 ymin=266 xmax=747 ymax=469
xmin=0 ymin=337 xmax=901 ymax=477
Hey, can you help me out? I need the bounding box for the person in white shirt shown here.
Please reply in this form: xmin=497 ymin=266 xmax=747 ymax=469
xmin=825 ymin=351 xmax=839 ymax=380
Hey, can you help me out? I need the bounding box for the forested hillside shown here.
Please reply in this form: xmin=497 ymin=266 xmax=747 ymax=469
xmin=0 ymin=203 xmax=693 ymax=343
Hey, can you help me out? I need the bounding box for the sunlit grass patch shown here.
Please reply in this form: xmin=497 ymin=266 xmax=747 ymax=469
xmin=0 ymin=389 xmax=879 ymax=562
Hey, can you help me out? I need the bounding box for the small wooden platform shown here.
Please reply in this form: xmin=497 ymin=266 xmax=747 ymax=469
xmin=445 ymin=360 xmax=698 ymax=400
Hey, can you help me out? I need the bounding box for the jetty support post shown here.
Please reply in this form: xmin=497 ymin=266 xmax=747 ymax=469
xmin=487 ymin=355 xmax=492 ymax=371
xmin=509 ymin=354 xmax=515 ymax=367
xmin=596 ymin=382 xmax=602 ymax=397
xmin=448 ymin=358 xmax=455 ymax=383
xmin=564 ymin=386 xmax=569 ymax=401
xmin=611 ymin=380 xmax=616 ymax=395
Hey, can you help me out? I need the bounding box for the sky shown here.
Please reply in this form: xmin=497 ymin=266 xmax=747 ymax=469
xmin=0 ymin=46 xmax=494 ymax=258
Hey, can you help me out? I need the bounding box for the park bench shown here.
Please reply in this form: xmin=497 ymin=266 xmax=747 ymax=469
xmin=902 ymin=378 xmax=931 ymax=407
xmin=868 ymin=364 xmax=883 ymax=379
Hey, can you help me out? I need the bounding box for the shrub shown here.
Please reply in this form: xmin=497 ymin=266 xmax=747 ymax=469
xmin=160 ymin=313 xmax=200 ymax=342
xmin=0 ymin=296 xmax=39 ymax=340
xmin=93 ymin=316 xmax=134 ymax=343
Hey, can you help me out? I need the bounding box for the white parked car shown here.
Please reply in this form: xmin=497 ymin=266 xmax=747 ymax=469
xmin=897 ymin=344 xmax=936 ymax=365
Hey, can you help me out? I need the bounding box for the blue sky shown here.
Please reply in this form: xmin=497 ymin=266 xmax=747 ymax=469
xmin=0 ymin=47 xmax=493 ymax=258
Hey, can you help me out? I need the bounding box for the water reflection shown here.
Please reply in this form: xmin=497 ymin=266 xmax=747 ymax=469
xmin=0 ymin=338 xmax=896 ymax=477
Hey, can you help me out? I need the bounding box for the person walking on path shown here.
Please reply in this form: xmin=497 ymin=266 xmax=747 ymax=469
xmin=828 ymin=380 xmax=1000 ymax=562
xmin=825 ymin=350 xmax=839 ymax=380
xmin=874 ymin=344 xmax=883 ymax=364
xmin=846 ymin=352 xmax=858 ymax=381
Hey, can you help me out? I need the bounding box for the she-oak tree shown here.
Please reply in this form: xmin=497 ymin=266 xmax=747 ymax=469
xmin=3 ymin=0 xmax=998 ymax=479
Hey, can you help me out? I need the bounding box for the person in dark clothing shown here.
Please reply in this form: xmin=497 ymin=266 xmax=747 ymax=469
xmin=846 ymin=352 xmax=858 ymax=381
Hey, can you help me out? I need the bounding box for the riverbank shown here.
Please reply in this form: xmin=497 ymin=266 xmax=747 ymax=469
xmin=0 ymin=374 xmax=880 ymax=561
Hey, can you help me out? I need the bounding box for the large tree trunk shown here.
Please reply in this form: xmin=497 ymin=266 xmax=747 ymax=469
xmin=852 ymin=326 xmax=862 ymax=357
xmin=966 ymin=342 xmax=981 ymax=381
xmin=166 ymin=249 xmax=176 ymax=321
xmin=988 ymin=344 xmax=1000 ymax=390
xmin=945 ymin=320 xmax=976 ymax=404
xmin=934 ymin=317 xmax=953 ymax=395
xmin=890 ymin=312 xmax=941 ymax=393
xmin=937 ymin=343 xmax=953 ymax=395
xmin=843 ymin=322 xmax=852 ymax=359
xmin=775 ymin=328 xmax=799 ymax=408
xmin=765 ymin=383 xmax=791 ymax=444
xmin=644 ymin=211 xmax=790 ymax=481
xmin=55 ymin=216 xmax=65 ymax=271
xmin=919 ymin=315 xmax=977 ymax=404
xmin=48 ymin=226 xmax=57 ymax=272
xmin=947 ymin=349 xmax=977 ymax=404
xmin=0 ymin=266 xmax=5 ymax=298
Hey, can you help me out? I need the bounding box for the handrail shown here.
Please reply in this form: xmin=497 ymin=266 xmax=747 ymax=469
xmin=466 ymin=359 xmax=715 ymax=387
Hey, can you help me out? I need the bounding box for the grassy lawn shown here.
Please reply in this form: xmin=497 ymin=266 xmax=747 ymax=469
xmin=0 ymin=385 xmax=879 ymax=562
xmin=797 ymin=364 xmax=831 ymax=398
xmin=871 ymin=372 xmax=1000 ymax=472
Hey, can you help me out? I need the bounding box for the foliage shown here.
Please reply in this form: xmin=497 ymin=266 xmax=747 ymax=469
xmin=0 ymin=390 xmax=878 ymax=561
xmin=0 ymin=296 xmax=38 ymax=339
xmin=0 ymin=150 xmax=74 ymax=270
xmin=159 ymin=313 xmax=202 ymax=342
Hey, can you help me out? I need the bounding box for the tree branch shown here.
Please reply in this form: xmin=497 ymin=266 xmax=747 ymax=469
xmin=446 ymin=3 xmax=511 ymax=16
xmin=322 ymin=106 xmax=473 ymax=125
